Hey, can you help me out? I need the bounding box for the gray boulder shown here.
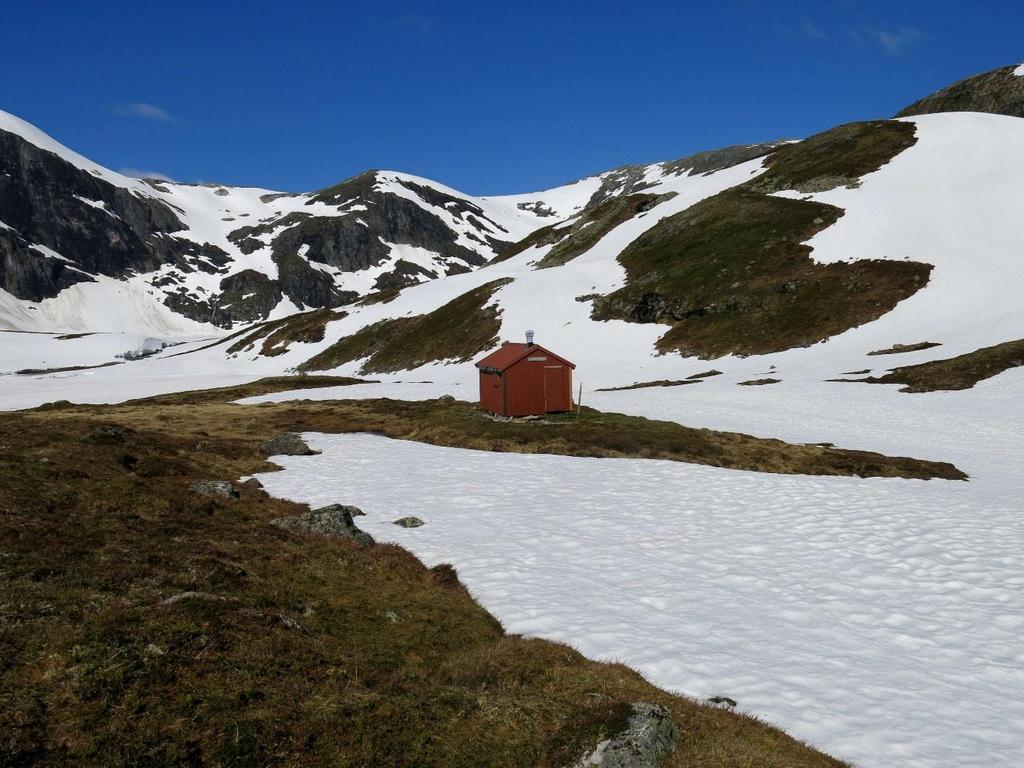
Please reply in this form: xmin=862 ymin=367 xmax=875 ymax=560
xmin=574 ymin=703 xmax=676 ymax=768
xmin=393 ymin=516 xmax=425 ymax=528
xmin=260 ymin=432 xmax=318 ymax=456
xmin=190 ymin=480 xmax=240 ymax=500
xmin=88 ymin=424 xmax=127 ymax=443
xmin=707 ymin=695 xmax=737 ymax=708
xmin=272 ymin=504 xmax=374 ymax=546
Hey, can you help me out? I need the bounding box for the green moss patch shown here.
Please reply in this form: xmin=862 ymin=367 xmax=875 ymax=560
xmin=487 ymin=222 xmax=569 ymax=265
xmin=596 ymin=379 xmax=699 ymax=392
xmin=353 ymin=288 xmax=402 ymax=306
xmin=489 ymin=193 xmax=673 ymax=269
xmin=299 ymin=279 xmax=513 ymax=374
xmin=223 ymin=308 xmax=346 ymax=358
xmin=688 ymin=369 xmax=723 ymax=379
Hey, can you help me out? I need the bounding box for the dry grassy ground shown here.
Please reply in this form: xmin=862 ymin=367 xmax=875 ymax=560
xmin=591 ymin=121 xmax=933 ymax=358
xmin=2 ymin=376 xmax=961 ymax=765
xmin=855 ymin=338 xmax=1024 ymax=392
xmin=298 ymin=280 xmax=512 ymax=374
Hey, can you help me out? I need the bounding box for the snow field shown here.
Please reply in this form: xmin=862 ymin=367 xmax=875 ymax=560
xmin=256 ymin=431 xmax=1024 ymax=768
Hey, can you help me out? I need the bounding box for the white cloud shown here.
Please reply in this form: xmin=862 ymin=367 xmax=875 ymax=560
xmin=799 ymin=19 xmax=826 ymax=40
xmin=853 ymin=25 xmax=925 ymax=55
xmin=113 ymin=102 xmax=176 ymax=122
xmin=117 ymin=167 xmax=177 ymax=182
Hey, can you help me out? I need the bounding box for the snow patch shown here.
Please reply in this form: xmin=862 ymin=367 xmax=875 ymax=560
xmin=29 ymin=243 xmax=75 ymax=264
xmin=73 ymin=195 xmax=122 ymax=220
xmin=256 ymin=419 xmax=1024 ymax=768
xmin=0 ymin=110 xmax=145 ymax=191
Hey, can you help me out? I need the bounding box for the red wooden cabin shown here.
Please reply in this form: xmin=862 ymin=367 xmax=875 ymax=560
xmin=475 ymin=333 xmax=575 ymax=417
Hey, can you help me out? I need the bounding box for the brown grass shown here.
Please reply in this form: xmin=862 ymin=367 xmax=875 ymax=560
xmin=591 ymin=121 xmax=931 ymax=359
xmin=298 ymin=279 xmax=512 ymax=374
xmin=866 ymin=341 xmax=941 ymax=356
xmin=220 ymin=308 xmax=345 ymax=358
xmin=0 ymin=380 xmax=851 ymax=767
xmin=595 ymin=379 xmax=699 ymax=392
xmin=593 ymin=190 xmax=932 ymax=358
xmin=102 ymin=378 xmax=966 ymax=480
xmin=853 ymin=338 xmax=1024 ymax=392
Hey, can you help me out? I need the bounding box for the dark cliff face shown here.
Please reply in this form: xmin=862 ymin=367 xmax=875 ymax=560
xmin=218 ymin=171 xmax=515 ymax=314
xmin=0 ymin=131 xmax=186 ymax=301
xmin=896 ymin=65 xmax=1024 ymax=119
xmin=0 ymin=130 xmax=518 ymax=327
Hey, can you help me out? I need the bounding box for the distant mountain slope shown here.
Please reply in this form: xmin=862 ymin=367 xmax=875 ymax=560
xmin=4 ymin=63 xmax=1024 ymax=341
xmin=0 ymin=112 xmax=558 ymax=332
xmin=196 ymin=110 xmax=1024 ymax=393
xmin=896 ymin=63 xmax=1024 ymax=118
xmin=0 ymin=109 xmax=789 ymax=335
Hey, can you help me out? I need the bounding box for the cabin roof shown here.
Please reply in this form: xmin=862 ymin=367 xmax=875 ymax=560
xmin=475 ymin=343 xmax=575 ymax=372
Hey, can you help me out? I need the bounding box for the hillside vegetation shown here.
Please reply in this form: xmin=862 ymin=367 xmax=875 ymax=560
xmin=593 ymin=189 xmax=930 ymax=358
xmin=223 ymin=308 xmax=347 ymax=358
xmin=896 ymin=64 xmax=1024 ymax=119
xmin=855 ymin=338 xmax=1024 ymax=392
xmin=533 ymin=193 xmax=672 ymax=269
xmin=0 ymin=377 xmax=867 ymax=767
xmin=298 ymin=279 xmax=512 ymax=373
xmin=591 ymin=121 xmax=932 ymax=358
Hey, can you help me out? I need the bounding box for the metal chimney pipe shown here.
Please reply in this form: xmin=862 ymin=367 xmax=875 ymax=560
xmin=526 ymin=329 xmax=535 ymax=346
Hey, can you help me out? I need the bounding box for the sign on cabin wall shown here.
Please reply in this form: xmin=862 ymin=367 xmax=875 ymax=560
xmin=528 ymin=356 xmax=547 ymax=361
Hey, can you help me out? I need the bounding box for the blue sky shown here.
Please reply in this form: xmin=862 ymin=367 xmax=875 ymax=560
xmin=3 ymin=1 xmax=1020 ymax=194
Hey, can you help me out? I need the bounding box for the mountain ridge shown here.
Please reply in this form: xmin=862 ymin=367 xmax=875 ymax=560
xmin=2 ymin=63 xmax=1022 ymax=338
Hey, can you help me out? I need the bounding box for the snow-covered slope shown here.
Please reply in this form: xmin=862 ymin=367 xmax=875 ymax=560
xmin=3 ymin=72 xmax=1024 ymax=768
xmin=150 ymin=111 xmax=1018 ymax=395
xmin=4 ymin=103 xmax=1024 ymax=398
xmin=0 ymin=111 xmax=568 ymax=333
xmin=0 ymin=106 xmax=785 ymax=335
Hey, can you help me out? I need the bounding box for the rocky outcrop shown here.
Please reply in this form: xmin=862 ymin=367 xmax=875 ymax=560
xmin=189 ymin=480 xmax=240 ymax=500
xmin=260 ymin=433 xmax=318 ymax=456
xmin=896 ymin=65 xmax=1024 ymax=119
xmin=0 ymin=122 xmax=522 ymax=329
xmin=271 ymin=504 xmax=375 ymax=546
xmin=0 ymin=130 xmax=186 ymax=301
xmin=573 ymin=703 xmax=676 ymax=768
